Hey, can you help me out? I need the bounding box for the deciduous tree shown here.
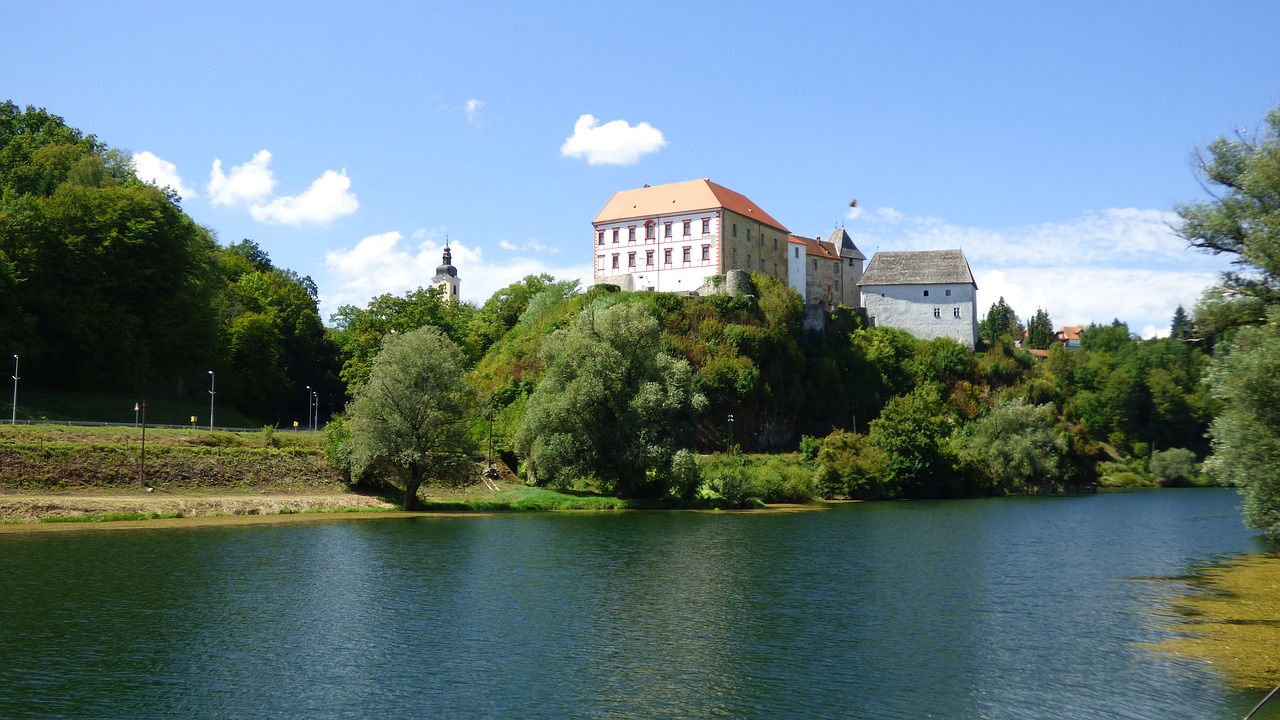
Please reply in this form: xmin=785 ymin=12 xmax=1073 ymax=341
xmin=343 ymin=326 xmax=478 ymax=509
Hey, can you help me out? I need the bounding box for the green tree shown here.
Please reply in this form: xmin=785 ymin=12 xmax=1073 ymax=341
xmin=513 ymin=301 xmax=706 ymax=498
xmin=957 ymin=400 xmax=1066 ymax=493
xmin=978 ymin=296 xmax=1022 ymax=346
xmin=343 ymin=326 xmax=478 ymax=509
xmin=1170 ymin=305 xmax=1193 ymax=341
xmin=1180 ymin=105 xmax=1280 ymax=536
xmin=1027 ymin=308 xmax=1054 ymax=350
xmin=866 ymin=384 xmax=962 ymax=498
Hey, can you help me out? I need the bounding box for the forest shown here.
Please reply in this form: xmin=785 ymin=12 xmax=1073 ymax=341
xmin=2 ymin=101 xmax=1277 ymax=529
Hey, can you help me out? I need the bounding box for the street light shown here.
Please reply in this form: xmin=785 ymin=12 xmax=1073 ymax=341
xmin=10 ymin=355 xmax=18 ymax=425
xmin=305 ymin=385 xmax=312 ymax=431
xmin=312 ymin=389 xmax=319 ymax=431
xmin=207 ymin=370 xmax=215 ymax=431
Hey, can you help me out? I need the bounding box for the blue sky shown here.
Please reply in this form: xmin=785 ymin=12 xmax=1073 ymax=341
xmin=5 ymin=1 xmax=1279 ymax=337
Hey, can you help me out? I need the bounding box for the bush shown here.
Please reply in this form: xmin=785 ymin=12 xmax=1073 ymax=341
xmin=1150 ymin=447 xmax=1200 ymax=487
xmin=799 ymin=435 xmax=819 ymax=461
xmin=814 ymin=429 xmax=891 ymax=499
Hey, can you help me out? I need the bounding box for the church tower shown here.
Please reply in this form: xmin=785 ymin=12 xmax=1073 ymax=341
xmin=432 ymin=242 xmax=460 ymax=303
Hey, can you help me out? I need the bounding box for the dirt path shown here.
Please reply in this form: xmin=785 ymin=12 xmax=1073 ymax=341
xmin=0 ymin=492 xmax=397 ymax=526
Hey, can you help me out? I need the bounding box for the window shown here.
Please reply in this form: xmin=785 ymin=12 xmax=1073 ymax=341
xmin=773 ymin=237 xmax=778 ymax=250
xmin=747 ymin=254 xmax=752 ymax=267
xmin=627 ymin=252 xmax=636 ymax=268
xmin=933 ymin=308 xmax=941 ymax=318
xmin=702 ymin=218 xmax=710 ymax=235
xmin=612 ymin=228 xmax=619 ymax=243
xmin=597 ymin=230 xmax=604 ymax=245
xmin=812 ymin=259 xmax=817 ymax=270
xmin=953 ymin=307 xmax=961 ymax=318
xmin=794 ymin=247 xmax=800 ymax=258
xmin=732 ymin=248 xmax=737 ymax=264
xmin=848 ymin=258 xmax=855 ymax=266
xmin=628 ymin=227 xmax=636 ymax=242
xmin=732 ymin=223 xmax=738 ymax=238
xmin=747 ymin=228 xmax=752 ymax=242
xmin=683 ymin=247 xmax=691 ymax=263
xmin=664 ymin=222 xmax=672 ymax=238
xmin=646 ymin=250 xmax=654 ymax=266
xmin=664 ymin=248 xmax=672 ymax=265
xmin=701 ymin=244 xmax=710 ymax=261
xmin=683 ymin=220 xmax=691 ymax=236
xmin=923 ymin=290 xmax=930 ymax=297
xmin=759 ymin=258 xmax=764 ymax=270
xmin=645 ymin=223 xmax=654 ymax=240
xmin=611 ymin=254 xmax=619 ymax=269
xmin=945 ymin=289 xmax=952 ymax=296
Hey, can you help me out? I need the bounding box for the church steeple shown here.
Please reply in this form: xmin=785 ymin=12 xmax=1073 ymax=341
xmin=432 ymin=239 xmax=460 ymax=302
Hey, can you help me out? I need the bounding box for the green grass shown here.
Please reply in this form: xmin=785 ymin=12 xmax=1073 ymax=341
xmin=40 ymin=510 xmax=186 ymax=523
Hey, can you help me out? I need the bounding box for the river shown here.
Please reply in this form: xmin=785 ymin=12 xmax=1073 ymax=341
xmin=0 ymin=489 xmax=1272 ymax=719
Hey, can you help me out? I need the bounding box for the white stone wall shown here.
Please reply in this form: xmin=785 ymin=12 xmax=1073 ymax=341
xmin=593 ymin=212 xmax=721 ymax=291
xmin=787 ymin=241 xmax=806 ymax=297
xmin=861 ymin=282 xmax=978 ymax=348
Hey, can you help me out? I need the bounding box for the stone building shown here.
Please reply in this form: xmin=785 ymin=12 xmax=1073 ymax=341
xmin=859 ymin=249 xmax=978 ymax=348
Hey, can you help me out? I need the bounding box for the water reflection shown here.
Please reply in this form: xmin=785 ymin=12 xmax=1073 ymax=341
xmin=0 ymin=490 xmax=1270 ymax=719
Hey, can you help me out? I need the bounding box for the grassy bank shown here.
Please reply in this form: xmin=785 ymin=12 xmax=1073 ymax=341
xmin=1147 ymin=555 xmax=1280 ymax=690
xmin=0 ymin=424 xmax=340 ymax=493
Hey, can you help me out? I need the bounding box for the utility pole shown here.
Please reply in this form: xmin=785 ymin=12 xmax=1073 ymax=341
xmin=11 ymin=354 xmax=18 ymax=425
xmin=207 ymin=370 xmax=215 ymax=431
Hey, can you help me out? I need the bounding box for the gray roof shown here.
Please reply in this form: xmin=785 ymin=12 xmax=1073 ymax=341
xmin=858 ymin=249 xmax=976 ymax=287
xmin=827 ymin=228 xmax=866 ymax=260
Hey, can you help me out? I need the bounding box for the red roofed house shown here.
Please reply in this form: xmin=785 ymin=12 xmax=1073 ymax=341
xmin=592 ymin=179 xmax=790 ymax=293
xmin=787 ymin=228 xmax=866 ymax=309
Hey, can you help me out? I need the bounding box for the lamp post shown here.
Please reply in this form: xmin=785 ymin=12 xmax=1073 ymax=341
xmin=207 ymin=370 xmax=215 ymax=431
xmin=312 ymin=390 xmax=319 ymax=431
xmin=305 ymin=385 xmax=312 ymax=431
xmin=10 ymin=355 xmax=18 ymax=425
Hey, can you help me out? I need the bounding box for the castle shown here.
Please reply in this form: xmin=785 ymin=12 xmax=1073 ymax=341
xmin=592 ymin=178 xmax=977 ymax=348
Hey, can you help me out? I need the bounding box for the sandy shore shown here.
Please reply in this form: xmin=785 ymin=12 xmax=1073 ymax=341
xmin=0 ymin=491 xmax=399 ymax=530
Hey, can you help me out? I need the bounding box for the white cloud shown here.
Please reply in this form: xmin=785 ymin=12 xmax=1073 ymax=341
xmin=560 ymin=114 xmax=666 ymax=165
xmin=207 ymin=150 xmax=276 ymax=206
xmin=844 ymin=206 xmax=864 ymax=221
xmin=250 ymin=169 xmax=358 ymax=225
xmin=133 ymin=151 xmax=196 ymax=199
xmin=206 ymin=151 xmax=358 ymax=225
xmin=321 ymin=231 xmax=592 ymax=319
xmin=846 ymin=206 xmax=1229 ymax=336
xmin=498 ymin=237 xmax=557 ymax=254
xmin=464 ymin=98 xmax=484 ymax=126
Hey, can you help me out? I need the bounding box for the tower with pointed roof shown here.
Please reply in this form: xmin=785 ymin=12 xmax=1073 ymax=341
xmin=432 ymin=242 xmax=460 ymax=303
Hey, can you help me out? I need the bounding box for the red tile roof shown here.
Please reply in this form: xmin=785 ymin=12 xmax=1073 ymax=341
xmin=594 ymin=178 xmax=789 ymax=233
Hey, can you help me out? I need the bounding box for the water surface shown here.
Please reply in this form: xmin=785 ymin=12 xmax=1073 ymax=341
xmin=0 ymin=489 xmax=1271 ymax=719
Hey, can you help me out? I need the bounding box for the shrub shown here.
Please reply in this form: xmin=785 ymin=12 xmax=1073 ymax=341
xmin=1150 ymin=447 xmax=1200 ymax=487
xmin=799 ymin=434 xmax=819 ymax=461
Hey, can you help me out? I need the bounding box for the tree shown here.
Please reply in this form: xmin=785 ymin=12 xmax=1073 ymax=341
xmin=1177 ymin=107 xmax=1280 ymax=304
xmin=866 ymin=384 xmax=962 ymax=498
xmin=1181 ymin=104 xmax=1280 ymax=537
xmin=1027 ymin=308 xmax=1054 ymax=350
xmin=343 ymin=326 xmax=478 ymax=509
xmin=1204 ymin=315 xmax=1280 ymax=534
xmin=978 ymin=297 xmax=1022 ymax=346
xmin=957 ymin=400 xmax=1066 ymax=493
xmin=513 ymin=301 xmax=706 ymax=498
xmin=1170 ymin=305 xmax=1193 ymax=341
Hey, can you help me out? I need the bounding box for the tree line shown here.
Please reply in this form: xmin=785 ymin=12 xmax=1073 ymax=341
xmin=6 ymin=100 xmax=1278 ymax=536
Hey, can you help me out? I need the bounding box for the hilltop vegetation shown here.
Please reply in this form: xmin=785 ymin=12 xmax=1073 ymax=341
xmin=1 ymin=99 xmax=1256 ymax=514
